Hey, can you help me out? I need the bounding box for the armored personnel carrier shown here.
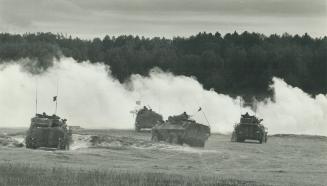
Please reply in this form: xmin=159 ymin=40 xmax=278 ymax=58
xmin=135 ymin=106 xmax=163 ymax=132
xmin=25 ymin=113 xmax=72 ymax=150
xmin=151 ymin=112 xmax=210 ymax=147
xmin=231 ymin=112 xmax=267 ymax=143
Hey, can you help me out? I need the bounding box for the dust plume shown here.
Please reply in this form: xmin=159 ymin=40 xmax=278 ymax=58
xmin=0 ymin=58 xmax=326 ymax=135
xmin=257 ymin=78 xmax=327 ymax=135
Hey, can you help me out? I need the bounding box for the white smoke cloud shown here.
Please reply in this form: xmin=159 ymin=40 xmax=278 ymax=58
xmin=257 ymin=78 xmax=327 ymax=135
xmin=128 ymin=70 xmax=250 ymax=133
xmin=0 ymin=58 xmax=326 ymax=136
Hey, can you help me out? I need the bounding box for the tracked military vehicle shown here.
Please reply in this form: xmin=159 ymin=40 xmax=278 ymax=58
xmin=135 ymin=106 xmax=163 ymax=132
xmin=25 ymin=113 xmax=72 ymax=150
xmin=151 ymin=112 xmax=210 ymax=147
xmin=231 ymin=113 xmax=267 ymax=143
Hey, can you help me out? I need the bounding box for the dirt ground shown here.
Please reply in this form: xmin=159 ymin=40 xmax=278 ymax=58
xmin=0 ymin=128 xmax=326 ymax=186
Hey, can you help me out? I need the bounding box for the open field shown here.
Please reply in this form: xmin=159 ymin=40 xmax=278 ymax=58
xmin=0 ymin=128 xmax=326 ymax=186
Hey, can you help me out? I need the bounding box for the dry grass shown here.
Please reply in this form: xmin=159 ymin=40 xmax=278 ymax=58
xmin=0 ymin=128 xmax=326 ymax=186
xmin=0 ymin=163 xmax=267 ymax=186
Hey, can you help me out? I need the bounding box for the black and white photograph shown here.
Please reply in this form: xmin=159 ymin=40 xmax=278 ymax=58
xmin=0 ymin=0 xmax=326 ymax=185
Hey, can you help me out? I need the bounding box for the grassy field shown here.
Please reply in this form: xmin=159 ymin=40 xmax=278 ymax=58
xmin=0 ymin=163 xmax=266 ymax=186
xmin=0 ymin=128 xmax=326 ymax=186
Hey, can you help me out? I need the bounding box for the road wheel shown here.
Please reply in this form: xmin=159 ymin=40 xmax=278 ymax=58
xmin=165 ymin=136 xmax=171 ymax=143
xmin=171 ymin=134 xmax=179 ymax=145
xmin=25 ymin=137 xmax=33 ymax=148
xmin=259 ymin=136 xmax=263 ymax=144
xmin=231 ymin=132 xmax=237 ymax=142
xmin=27 ymin=137 xmax=38 ymax=149
xmin=177 ymin=138 xmax=183 ymax=145
xmin=191 ymin=140 xmax=205 ymax=147
xmin=57 ymin=138 xmax=62 ymax=149
xmin=62 ymin=137 xmax=69 ymax=150
xmin=197 ymin=141 xmax=205 ymax=147
xmin=151 ymin=133 xmax=159 ymax=142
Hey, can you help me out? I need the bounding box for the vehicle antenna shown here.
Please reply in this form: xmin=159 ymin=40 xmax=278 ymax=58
xmin=201 ymin=109 xmax=211 ymax=128
xmin=158 ymin=96 xmax=161 ymax=114
xmin=130 ymin=100 xmax=141 ymax=118
xmin=253 ymin=97 xmax=258 ymax=116
xmin=239 ymin=97 xmax=242 ymax=115
xmin=54 ymin=79 xmax=59 ymax=115
xmin=35 ymin=79 xmax=38 ymax=115
xmin=194 ymin=99 xmax=211 ymax=128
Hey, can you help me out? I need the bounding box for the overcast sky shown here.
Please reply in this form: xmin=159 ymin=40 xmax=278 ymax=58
xmin=0 ymin=0 xmax=326 ymax=39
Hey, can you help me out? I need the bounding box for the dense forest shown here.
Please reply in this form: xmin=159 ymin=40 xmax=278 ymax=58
xmin=0 ymin=32 xmax=326 ymax=99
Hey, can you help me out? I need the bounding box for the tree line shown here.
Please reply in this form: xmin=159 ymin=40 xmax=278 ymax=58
xmin=0 ymin=32 xmax=326 ymax=100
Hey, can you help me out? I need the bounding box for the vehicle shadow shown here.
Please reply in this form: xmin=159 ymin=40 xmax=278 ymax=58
xmin=234 ymin=140 xmax=264 ymax=144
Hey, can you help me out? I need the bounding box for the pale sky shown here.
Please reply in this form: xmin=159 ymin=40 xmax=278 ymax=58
xmin=0 ymin=0 xmax=326 ymax=38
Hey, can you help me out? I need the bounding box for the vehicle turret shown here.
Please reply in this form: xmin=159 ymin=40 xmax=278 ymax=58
xmin=134 ymin=106 xmax=163 ymax=132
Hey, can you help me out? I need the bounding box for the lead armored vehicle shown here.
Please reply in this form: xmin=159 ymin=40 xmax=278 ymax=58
xmin=231 ymin=112 xmax=267 ymax=143
xmin=151 ymin=112 xmax=210 ymax=147
xmin=135 ymin=106 xmax=163 ymax=132
xmin=25 ymin=113 xmax=72 ymax=150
